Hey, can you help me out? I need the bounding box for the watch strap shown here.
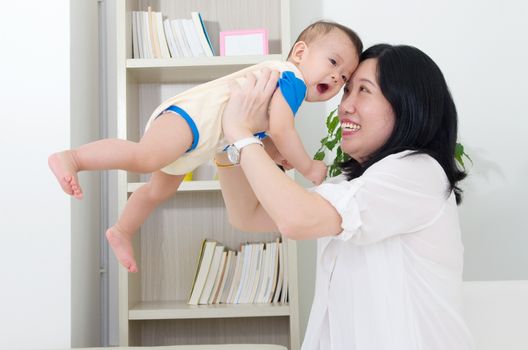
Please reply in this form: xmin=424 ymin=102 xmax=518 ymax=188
xmin=233 ymin=137 xmax=264 ymax=150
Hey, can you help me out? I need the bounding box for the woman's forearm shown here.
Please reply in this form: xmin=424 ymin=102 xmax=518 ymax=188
xmin=236 ymin=144 xmax=342 ymax=240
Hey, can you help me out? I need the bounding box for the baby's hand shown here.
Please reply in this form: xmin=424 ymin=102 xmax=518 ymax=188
xmin=304 ymin=160 xmax=327 ymax=185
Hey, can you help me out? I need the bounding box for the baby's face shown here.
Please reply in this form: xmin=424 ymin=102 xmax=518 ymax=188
xmin=297 ymin=30 xmax=359 ymax=102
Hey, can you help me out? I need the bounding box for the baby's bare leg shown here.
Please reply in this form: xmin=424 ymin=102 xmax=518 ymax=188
xmin=106 ymin=171 xmax=185 ymax=273
xmin=48 ymin=112 xmax=193 ymax=199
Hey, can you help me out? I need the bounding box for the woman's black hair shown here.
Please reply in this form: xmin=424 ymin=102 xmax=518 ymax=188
xmin=340 ymin=44 xmax=467 ymax=204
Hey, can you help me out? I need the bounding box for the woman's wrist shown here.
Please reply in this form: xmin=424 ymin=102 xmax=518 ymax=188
xmin=214 ymin=151 xmax=236 ymax=168
xmin=224 ymin=127 xmax=254 ymax=145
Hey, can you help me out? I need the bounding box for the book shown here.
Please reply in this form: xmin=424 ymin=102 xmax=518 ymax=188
xmin=140 ymin=11 xmax=153 ymax=58
xmin=280 ymin=241 xmax=289 ymax=303
xmin=132 ymin=12 xmax=140 ymax=58
xmin=239 ymin=243 xmax=257 ymax=303
xmin=188 ymin=240 xmax=217 ymax=305
xmin=273 ymin=241 xmax=284 ymax=303
xmin=190 ymin=12 xmax=214 ymax=56
xmin=154 ymin=11 xmax=170 ymax=59
xmin=182 ymin=19 xmax=205 ymax=57
xmin=248 ymin=243 xmax=265 ymax=303
xmin=264 ymin=241 xmax=279 ymax=303
xmin=216 ymin=250 xmax=235 ymax=304
xmin=234 ymin=243 xmax=253 ymax=303
xmin=147 ymin=7 xmax=161 ymax=58
xmin=255 ymin=243 xmax=270 ymax=303
xmin=208 ymin=250 xmax=228 ymax=304
xmin=199 ymin=244 xmax=225 ymax=304
xmin=227 ymin=244 xmax=246 ymax=304
xmin=163 ymin=18 xmax=181 ymax=58
xmin=222 ymin=251 xmax=240 ymax=304
xmin=171 ymin=19 xmax=192 ymax=57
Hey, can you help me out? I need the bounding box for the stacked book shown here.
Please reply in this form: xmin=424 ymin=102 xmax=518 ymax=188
xmin=132 ymin=7 xmax=215 ymax=59
xmin=188 ymin=239 xmax=289 ymax=305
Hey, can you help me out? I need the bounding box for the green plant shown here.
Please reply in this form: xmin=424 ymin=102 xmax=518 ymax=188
xmin=314 ymin=108 xmax=471 ymax=177
xmin=314 ymin=109 xmax=349 ymax=177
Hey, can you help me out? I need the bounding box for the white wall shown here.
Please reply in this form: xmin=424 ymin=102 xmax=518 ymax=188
xmin=322 ymin=0 xmax=528 ymax=280
xmin=0 ymin=0 xmax=101 ymax=348
xmin=0 ymin=1 xmax=71 ymax=348
xmin=291 ymin=0 xmax=528 ymax=340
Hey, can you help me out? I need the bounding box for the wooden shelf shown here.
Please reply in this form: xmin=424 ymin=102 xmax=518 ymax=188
xmin=129 ymin=300 xmax=290 ymax=320
xmin=128 ymin=180 xmax=221 ymax=193
xmin=127 ymin=55 xmax=284 ymax=83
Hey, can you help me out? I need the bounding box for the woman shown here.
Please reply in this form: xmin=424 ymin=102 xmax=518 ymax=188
xmin=216 ymin=44 xmax=474 ymax=349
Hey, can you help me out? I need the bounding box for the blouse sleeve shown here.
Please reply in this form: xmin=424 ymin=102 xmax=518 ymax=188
xmin=313 ymin=153 xmax=451 ymax=245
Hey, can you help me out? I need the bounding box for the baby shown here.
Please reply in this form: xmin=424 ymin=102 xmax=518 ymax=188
xmin=49 ymin=20 xmax=362 ymax=272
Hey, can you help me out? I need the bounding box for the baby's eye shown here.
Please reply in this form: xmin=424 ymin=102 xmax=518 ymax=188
xmin=329 ymin=58 xmax=337 ymax=66
xmin=341 ymin=75 xmax=348 ymax=82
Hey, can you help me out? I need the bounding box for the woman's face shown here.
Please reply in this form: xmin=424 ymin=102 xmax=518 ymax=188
xmin=338 ymin=58 xmax=395 ymax=163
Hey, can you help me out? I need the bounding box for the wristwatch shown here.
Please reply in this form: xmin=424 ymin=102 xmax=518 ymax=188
xmin=226 ymin=137 xmax=264 ymax=164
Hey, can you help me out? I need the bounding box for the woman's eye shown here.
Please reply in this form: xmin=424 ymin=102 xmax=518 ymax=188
xmin=359 ymin=86 xmax=369 ymax=93
xmin=329 ymin=58 xmax=337 ymax=66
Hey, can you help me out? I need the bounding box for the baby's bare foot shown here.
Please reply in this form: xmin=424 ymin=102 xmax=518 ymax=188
xmin=48 ymin=151 xmax=83 ymax=199
xmin=106 ymin=226 xmax=138 ymax=273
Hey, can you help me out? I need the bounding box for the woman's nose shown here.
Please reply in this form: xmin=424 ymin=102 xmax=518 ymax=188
xmin=339 ymin=97 xmax=356 ymax=115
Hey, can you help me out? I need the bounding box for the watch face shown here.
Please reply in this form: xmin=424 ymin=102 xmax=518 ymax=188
xmin=227 ymin=145 xmax=240 ymax=164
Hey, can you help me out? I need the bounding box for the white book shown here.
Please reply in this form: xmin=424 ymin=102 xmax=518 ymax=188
xmin=163 ymin=18 xmax=181 ymax=58
xmin=221 ymin=251 xmax=238 ymax=304
xmin=216 ymin=250 xmax=235 ymax=304
xmin=171 ymin=19 xmax=192 ymax=57
xmin=226 ymin=246 xmax=245 ymax=304
xmin=273 ymin=241 xmax=284 ymax=303
xmin=154 ymin=12 xmax=171 ymax=59
xmin=255 ymin=244 xmax=270 ymax=303
xmin=199 ymin=245 xmax=224 ymax=304
xmin=239 ymin=243 xmax=258 ymax=304
xmin=141 ymin=12 xmax=153 ymax=58
xmin=188 ymin=240 xmax=217 ymax=305
xmin=208 ymin=250 xmax=227 ymax=304
xmin=182 ymin=19 xmax=205 ymax=57
xmin=234 ymin=243 xmax=252 ymax=304
xmin=137 ymin=11 xmax=146 ymax=58
xmin=248 ymin=243 xmax=265 ymax=303
xmin=280 ymin=241 xmax=289 ymax=303
xmin=132 ymin=12 xmax=140 ymax=58
xmin=190 ymin=12 xmax=214 ymax=56
xmin=147 ymin=7 xmax=161 ymax=58
xmin=248 ymin=243 xmax=264 ymax=304
xmin=264 ymin=241 xmax=279 ymax=303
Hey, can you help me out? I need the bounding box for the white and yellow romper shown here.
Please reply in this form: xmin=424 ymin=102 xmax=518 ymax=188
xmin=145 ymin=60 xmax=307 ymax=175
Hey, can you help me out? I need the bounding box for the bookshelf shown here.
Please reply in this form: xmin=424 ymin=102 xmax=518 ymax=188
xmin=115 ymin=0 xmax=299 ymax=349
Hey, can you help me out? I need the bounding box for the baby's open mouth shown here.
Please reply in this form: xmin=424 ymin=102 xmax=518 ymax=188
xmin=317 ymin=83 xmax=329 ymax=94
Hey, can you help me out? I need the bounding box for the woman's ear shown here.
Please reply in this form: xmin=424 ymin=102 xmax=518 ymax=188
xmin=290 ymin=41 xmax=307 ymax=64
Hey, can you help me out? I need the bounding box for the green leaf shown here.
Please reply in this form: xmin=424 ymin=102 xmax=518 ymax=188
xmin=326 ymin=138 xmax=339 ymax=151
xmin=327 ymin=116 xmax=340 ymax=134
xmin=314 ymin=151 xmax=325 ymax=161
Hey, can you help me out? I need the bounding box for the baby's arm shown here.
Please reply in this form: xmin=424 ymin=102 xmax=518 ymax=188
xmin=267 ymin=90 xmax=327 ymax=185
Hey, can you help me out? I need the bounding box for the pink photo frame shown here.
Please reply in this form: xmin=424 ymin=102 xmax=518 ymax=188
xmin=219 ymin=29 xmax=269 ymax=56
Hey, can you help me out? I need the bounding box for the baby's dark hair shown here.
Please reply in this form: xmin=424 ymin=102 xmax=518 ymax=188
xmin=287 ymin=21 xmax=363 ymax=59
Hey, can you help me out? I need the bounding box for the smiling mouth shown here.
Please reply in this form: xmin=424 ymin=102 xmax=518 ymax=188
xmin=317 ymin=83 xmax=329 ymax=94
xmin=341 ymin=122 xmax=361 ymax=132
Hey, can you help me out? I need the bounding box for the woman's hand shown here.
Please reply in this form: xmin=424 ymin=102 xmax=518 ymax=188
xmin=222 ymin=68 xmax=280 ymax=144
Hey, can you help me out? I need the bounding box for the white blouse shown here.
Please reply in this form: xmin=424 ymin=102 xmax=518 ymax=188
xmin=302 ymin=151 xmax=474 ymax=350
